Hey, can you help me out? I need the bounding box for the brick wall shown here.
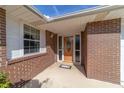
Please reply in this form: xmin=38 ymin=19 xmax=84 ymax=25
xmin=85 ymin=18 xmax=121 ymax=84
xmin=46 ymin=30 xmax=57 ymax=61
xmin=0 ymin=8 xmax=6 ymax=67
xmin=0 ymin=8 xmax=57 ymax=86
xmin=81 ymin=31 xmax=87 ymax=74
xmin=7 ymin=53 xmax=55 ymax=84
xmin=0 ymin=30 xmax=57 ymax=85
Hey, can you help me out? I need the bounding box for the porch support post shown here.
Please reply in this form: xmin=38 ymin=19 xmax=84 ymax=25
xmin=46 ymin=30 xmax=57 ymax=62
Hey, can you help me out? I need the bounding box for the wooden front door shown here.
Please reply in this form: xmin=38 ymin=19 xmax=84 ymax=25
xmin=64 ymin=36 xmax=73 ymax=62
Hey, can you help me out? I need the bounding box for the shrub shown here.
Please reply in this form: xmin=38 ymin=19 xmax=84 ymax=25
xmin=0 ymin=72 xmax=11 ymax=88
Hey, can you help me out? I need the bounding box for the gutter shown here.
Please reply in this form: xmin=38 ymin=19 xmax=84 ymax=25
xmin=24 ymin=5 xmax=124 ymax=23
xmin=49 ymin=5 xmax=124 ymax=22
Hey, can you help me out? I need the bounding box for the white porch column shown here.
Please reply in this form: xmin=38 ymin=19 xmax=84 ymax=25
xmin=121 ymin=18 xmax=124 ymax=86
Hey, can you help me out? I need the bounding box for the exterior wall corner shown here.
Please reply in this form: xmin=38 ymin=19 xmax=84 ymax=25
xmin=85 ymin=18 xmax=121 ymax=84
xmin=0 ymin=8 xmax=7 ymax=67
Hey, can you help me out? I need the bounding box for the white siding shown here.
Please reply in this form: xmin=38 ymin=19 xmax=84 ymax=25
xmin=40 ymin=30 xmax=46 ymax=53
xmin=121 ymin=19 xmax=124 ymax=85
xmin=6 ymin=15 xmax=46 ymax=60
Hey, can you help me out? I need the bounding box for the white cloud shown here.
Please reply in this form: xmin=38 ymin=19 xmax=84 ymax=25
xmin=44 ymin=14 xmax=51 ymax=19
xmin=52 ymin=5 xmax=59 ymax=15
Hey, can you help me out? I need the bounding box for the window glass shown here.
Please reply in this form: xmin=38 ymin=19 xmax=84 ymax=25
xmin=24 ymin=47 xmax=30 ymax=54
xmin=59 ymin=36 xmax=62 ymax=49
xmin=24 ymin=24 xmax=40 ymax=54
xmin=24 ymin=40 xmax=30 ymax=47
xmin=59 ymin=51 xmax=62 ymax=60
xmin=75 ymin=35 xmax=80 ymax=50
xmin=75 ymin=51 xmax=80 ymax=62
xmin=75 ymin=35 xmax=80 ymax=62
xmin=24 ymin=32 xmax=30 ymax=39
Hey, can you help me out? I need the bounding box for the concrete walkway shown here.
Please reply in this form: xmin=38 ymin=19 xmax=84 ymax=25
xmin=23 ymin=62 xmax=122 ymax=88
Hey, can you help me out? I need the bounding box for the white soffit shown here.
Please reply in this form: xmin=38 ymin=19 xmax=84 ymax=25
xmin=39 ymin=6 xmax=124 ymax=35
xmin=39 ymin=14 xmax=96 ymax=35
xmin=105 ymin=8 xmax=124 ymax=20
xmin=1 ymin=5 xmax=46 ymax=26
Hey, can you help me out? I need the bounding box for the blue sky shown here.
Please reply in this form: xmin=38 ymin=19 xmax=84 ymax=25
xmin=34 ymin=5 xmax=98 ymax=18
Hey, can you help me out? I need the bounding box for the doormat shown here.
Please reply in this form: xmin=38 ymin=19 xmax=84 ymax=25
xmin=59 ymin=64 xmax=72 ymax=69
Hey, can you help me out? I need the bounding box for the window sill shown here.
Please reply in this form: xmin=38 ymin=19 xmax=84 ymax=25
xmin=8 ymin=52 xmax=48 ymax=65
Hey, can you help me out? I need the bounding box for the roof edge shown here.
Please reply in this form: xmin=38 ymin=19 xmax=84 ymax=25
xmin=24 ymin=5 xmax=48 ymax=23
xmin=25 ymin=5 xmax=124 ymax=23
xmin=49 ymin=5 xmax=124 ymax=22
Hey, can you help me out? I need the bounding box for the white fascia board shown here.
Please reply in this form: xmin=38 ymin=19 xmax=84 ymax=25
xmin=24 ymin=5 xmax=48 ymax=23
xmin=49 ymin=5 xmax=124 ymax=22
xmin=49 ymin=5 xmax=109 ymax=20
xmin=25 ymin=5 xmax=124 ymax=23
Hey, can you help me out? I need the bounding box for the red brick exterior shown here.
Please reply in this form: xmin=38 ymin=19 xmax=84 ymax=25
xmin=81 ymin=31 xmax=87 ymax=73
xmin=0 ymin=8 xmax=57 ymax=86
xmin=46 ymin=30 xmax=57 ymax=61
xmin=0 ymin=8 xmax=6 ymax=67
xmin=85 ymin=18 xmax=121 ymax=84
xmin=0 ymin=30 xmax=57 ymax=86
xmin=0 ymin=7 xmax=121 ymax=86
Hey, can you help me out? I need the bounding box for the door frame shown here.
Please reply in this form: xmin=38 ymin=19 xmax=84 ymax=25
xmin=73 ymin=33 xmax=81 ymax=65
xmin=57 ymin=35 xmax=64 ymax=62
xmin=57 ymin=33 xmax=81 ymax=65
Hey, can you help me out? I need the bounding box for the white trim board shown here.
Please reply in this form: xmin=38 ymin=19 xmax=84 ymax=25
xmin=57 ymin=33 xmax=81 ymax=65
xmin=120 ymin=18 xmax=124 ymax=85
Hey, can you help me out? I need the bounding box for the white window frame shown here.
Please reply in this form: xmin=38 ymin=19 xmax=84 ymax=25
xmin=57 ymin=35 xmax=64 ymax=62
xmin=23 ymin=24 xmax=40 ymax=55
xmin=73 ymin=33 xmax=81 ymax=65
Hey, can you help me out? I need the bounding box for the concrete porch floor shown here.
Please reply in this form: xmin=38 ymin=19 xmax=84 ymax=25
xmin=23 ymin=62 xmax=122 ymax=88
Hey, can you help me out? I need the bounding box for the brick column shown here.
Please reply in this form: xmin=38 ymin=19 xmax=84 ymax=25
xmin=0 ymin=8 xmax=6 ymax=67
xmin=46 ymin=30 xmax=57 ymax=62
xmin=85 ymin=18 xmax=121 ymax=84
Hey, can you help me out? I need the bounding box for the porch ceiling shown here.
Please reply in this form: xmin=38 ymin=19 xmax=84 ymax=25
xmin=39 ymin=14 xmax=96 ymax=35
xmin=38 ymin=6 xmax=124 ymax=35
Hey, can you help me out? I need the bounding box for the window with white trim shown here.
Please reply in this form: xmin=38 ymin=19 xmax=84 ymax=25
xmin=24 ymin=24 xmax=40 ymax=54
xmin=75 ymin=35 xmax=80 ymax=62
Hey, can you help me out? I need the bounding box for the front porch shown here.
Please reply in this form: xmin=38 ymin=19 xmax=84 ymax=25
xmin=23 ymin=62 xmax=121 ymax=88
xmin=0 ymin=6 xmax=123 ymax=87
